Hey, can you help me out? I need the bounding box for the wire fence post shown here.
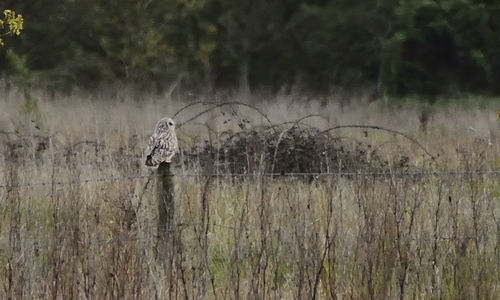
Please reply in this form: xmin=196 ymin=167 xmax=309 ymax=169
xmin=156 ymin=162 xmax=174 ymax=258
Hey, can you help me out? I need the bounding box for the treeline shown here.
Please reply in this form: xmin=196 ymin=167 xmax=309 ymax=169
xmin=2 ymin=0 xmax=500 ymax=96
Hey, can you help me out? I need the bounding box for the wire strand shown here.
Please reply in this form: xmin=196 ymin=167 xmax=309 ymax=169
xmin=1 ymin=169 xmax=500 ymax=189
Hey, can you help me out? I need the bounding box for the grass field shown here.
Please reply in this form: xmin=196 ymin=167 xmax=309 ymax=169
xmin=1 ymin=87 xmax=500 ymax=299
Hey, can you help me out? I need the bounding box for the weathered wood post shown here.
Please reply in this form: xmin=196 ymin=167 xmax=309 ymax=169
xmin=156 ymin=162 xmax=174 ymax=255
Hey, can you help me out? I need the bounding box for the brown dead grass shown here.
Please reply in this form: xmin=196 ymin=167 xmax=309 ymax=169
xmin=1 ymin=86 xmax=500 ymax=299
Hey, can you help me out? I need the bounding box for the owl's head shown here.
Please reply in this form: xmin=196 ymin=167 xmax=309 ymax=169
xmin=157 ymin=117 xmax=176 ymax=131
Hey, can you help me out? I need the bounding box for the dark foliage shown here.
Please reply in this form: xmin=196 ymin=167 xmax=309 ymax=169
xmin=2 ymin=0 xmax=500 ymax=96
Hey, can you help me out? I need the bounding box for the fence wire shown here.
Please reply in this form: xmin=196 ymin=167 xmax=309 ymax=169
xmin=0 ymin=169 xmax=493 ymax=252
xmin=2 ymin=169 xmax=500 ymax=190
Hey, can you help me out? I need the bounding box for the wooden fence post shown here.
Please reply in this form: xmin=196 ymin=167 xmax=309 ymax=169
xmin=156 ymin=162 xmax=174 ymax=251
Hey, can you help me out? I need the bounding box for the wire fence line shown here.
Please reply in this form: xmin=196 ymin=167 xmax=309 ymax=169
xmin=0 ymin=175 xmax=151 ymax=190
xmin=2 ymin=169 xmax=500 ymax=190
xmin=0 ymin=167 xmax=492 ymax=252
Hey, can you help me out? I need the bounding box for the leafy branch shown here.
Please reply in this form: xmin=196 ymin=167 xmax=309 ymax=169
xmin=0 ymin=9 xmax=23 ymax=46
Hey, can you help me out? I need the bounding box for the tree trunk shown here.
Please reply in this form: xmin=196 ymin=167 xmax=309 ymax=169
xmin=238 ymin=57 xmax=251 ymax=99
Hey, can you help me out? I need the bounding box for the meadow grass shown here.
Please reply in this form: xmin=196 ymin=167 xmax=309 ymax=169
xmin=1 ymin=87 xmax=500 ymax=299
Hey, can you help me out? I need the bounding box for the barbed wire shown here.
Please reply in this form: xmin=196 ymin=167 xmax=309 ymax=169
xmin=0 ymin=175 xmax=152 ymax=189
xmin=2 ymin=169 xmax=500 ymax=190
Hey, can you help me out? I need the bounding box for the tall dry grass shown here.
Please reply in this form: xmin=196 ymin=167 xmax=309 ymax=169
xmin=1 ymin=86 xmax=500 ymax=299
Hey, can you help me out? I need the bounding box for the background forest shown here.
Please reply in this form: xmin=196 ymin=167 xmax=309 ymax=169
xmin=2 ymin=0 xmax=500 ymax=97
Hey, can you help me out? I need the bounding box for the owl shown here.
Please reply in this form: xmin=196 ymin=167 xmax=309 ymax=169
xmin=145 ymin=117 xmax=178 ymax=167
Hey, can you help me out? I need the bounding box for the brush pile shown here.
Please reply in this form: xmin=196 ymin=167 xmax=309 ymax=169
xmin=181 ymin=125 xmax=412 ymax=174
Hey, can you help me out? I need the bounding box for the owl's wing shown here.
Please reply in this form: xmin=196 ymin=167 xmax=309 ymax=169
xmin=144 ymin=134 xmax=159 ymax=157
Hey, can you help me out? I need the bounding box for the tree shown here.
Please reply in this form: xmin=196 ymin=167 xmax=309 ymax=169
xmin=2 ymin=0 xmax=500 ymax=97
xmin=380 ymin=0 xmax=500 ymax=96
xmin=0 ymin=9 xmax=23 ymax=46
xmin=211 ymin=0 xmax=306 ymax=94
